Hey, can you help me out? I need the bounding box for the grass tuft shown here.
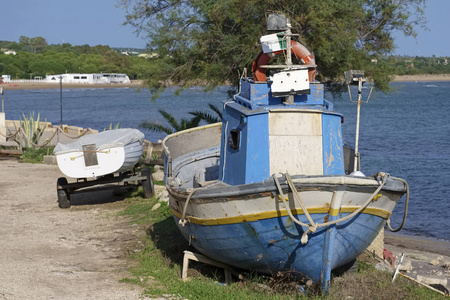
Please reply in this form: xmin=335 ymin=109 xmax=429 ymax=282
xmin=20 ymin=147 xmax=53 ymax=163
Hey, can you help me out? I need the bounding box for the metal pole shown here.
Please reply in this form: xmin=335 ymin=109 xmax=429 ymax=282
xmin=1 ymin=86 xmax=4 ymax=113
xmin=60 ymin=76 xmax=63 ymax=128
xmin=285 ymin=19 xmax=294 ymax=105
xmin=58 ymin=76 xmax=63 ymax=144
xmin=353 ymin=78 xmax=362 ymax=172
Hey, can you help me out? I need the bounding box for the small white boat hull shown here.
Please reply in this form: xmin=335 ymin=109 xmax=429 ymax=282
xmin=54 ymin=129 xmax=145 ymax=178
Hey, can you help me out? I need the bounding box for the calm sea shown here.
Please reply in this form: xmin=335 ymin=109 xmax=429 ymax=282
xmin=3 ymin=82 xmax=449 ymax=241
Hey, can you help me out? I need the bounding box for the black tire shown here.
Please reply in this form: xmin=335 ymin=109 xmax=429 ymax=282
xmin=141 ymin=168 xmax=154 ymax=198
xmin=57 ymin=177 xmax=71 ymax=209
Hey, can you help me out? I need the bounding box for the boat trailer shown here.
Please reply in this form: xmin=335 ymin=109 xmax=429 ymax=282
xmin=56 ymin=167 xmax=154 ymax=208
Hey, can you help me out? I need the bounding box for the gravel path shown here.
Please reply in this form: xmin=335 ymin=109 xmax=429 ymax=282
xmin=0 ymin=160 xmax=145 ymax=299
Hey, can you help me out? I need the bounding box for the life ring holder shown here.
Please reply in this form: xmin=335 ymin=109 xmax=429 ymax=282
xmin=251 ymin=40 xmax=317 ymax=82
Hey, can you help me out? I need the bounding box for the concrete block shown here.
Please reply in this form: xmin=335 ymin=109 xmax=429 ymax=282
xmin=154 ymin=185 xmax=169 ymax=202
xmin=367 ymin=227 xmax=384 ymax=258
xmin=43 ymin=155 xmax=57 ymax=165
xmin=152 ymin=170 xmax=164 ymax=182
xmin=430 ymin=259 xmax=440 ymax=266
xmin=416 ymin=274 xmax=448 ymax=286
xmin=66 ymin=126 xmax=84 ymax=136
xmin=0 ymin=112 xmax=5 ymax=143
xmin=400 ymin=259 xmax=413 ymax=272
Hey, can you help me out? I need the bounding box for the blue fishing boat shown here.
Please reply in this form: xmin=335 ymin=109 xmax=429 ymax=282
xmin=162 ymin=14 xmax=408 ymax=291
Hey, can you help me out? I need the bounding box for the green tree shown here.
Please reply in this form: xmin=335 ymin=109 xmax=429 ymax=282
xmin=119 ymin=0 xmax=426 ymax=93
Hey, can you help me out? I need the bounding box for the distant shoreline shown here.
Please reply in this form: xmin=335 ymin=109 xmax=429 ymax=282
xmin=393 ymin=73 xmax=450 ymax=82
xmin=1 ymin=74 xmax=450 ymax=90
xmin=0 ymin=80 xmax=144 ymax=90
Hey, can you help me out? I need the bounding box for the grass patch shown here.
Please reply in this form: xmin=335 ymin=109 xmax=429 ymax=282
xmin=120 ymin=192 xmax=448 ymax=299
xmin=20 ymin=147 xmax=53 ymax=163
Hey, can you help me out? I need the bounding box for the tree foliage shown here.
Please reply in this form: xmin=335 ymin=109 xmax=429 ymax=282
xmin=119 ymin=0 xmax=426 ymax=93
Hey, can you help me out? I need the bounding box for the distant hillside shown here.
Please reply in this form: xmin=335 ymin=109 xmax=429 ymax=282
xmin=0 ymin=36 xmax=154 ymax=80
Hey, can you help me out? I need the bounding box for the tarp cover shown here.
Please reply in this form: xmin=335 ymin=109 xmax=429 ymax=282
xmin=54 ymin=128 xmax=145 ymax=154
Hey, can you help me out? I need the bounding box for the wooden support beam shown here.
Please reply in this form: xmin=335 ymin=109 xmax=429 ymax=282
xmin=182 ymin=250 xmax=232 ymax=285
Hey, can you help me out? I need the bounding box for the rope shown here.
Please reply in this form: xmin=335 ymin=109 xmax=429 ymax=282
xmin=1 ymin=126 xmax=93 ymax=149
xmin=68 ymin=149 xmax=110 ymax=160
xmin=0 ymin=129 xmax=20 ymax=139
xmin=178 ymin=181 xmax=221 ymax=227
xmin=57 ymin=127 xmax=93 ymax=139
xmin=273 ymin=172 xmax=389 ymax=244
xmin=179 ymin=187 xmax=203 ymax=227
xmin=273 ymin=174 xmax=315 ymax=243
xmin=386 ymin=176 xmax=409 ymax=232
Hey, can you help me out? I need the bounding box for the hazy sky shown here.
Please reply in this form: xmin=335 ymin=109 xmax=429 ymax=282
xmin=2 ymin=0 xmax=448 ymax=56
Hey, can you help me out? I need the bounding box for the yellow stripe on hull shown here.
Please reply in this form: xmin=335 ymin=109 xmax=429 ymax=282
xmin=171 ymin=206 xmax=391 ymax=226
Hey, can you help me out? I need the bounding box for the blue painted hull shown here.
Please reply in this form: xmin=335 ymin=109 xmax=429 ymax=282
xmin=173 ymin=212 xmax=384 ymax=282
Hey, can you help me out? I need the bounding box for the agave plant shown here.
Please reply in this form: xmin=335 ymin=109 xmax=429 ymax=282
xmin=104 ymin=122 xmax=120 ymax=131
xmin=18 ymin=112 xmax=48 ymax=149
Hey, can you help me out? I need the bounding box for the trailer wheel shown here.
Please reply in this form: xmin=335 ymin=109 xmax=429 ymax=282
xmin=141 ymin=168 xmax=154 ymax=198
xmin=57 ymin=177 xmax=71 ymax=209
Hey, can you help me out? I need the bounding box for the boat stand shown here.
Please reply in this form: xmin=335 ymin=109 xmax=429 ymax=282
xmin=182 ymin=250 xmax=232 ymax=285
xmin=56 ymin=167 xmax=154 ymax=208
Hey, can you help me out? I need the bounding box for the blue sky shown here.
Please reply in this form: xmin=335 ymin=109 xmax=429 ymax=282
xmin=2 ymin=0 xmax=449 ymax=56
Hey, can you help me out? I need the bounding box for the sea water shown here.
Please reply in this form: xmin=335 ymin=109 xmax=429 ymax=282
xmin=3 ymin=82 xmax=449 ymax=241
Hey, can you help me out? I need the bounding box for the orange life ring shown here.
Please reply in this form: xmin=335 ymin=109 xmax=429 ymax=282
xmin=252 ymin=40 xmax=316 ymax=82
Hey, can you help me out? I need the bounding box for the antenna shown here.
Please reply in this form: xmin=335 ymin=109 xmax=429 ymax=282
xmin=344 ymin=70 xmax=373 ymax=173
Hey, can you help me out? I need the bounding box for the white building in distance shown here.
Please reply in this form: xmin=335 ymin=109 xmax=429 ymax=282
xmin=45 ymin=73 xmax=131 ymax=84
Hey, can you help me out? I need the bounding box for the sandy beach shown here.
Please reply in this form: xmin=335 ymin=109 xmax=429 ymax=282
xmin=393 ymin=74 xmax=450 ymax=82
xmin=1 ymin=74 xmax=449 ymax=90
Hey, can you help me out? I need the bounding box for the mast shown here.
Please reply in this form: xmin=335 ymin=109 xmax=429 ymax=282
xmin=285 ymin=19 xmax=294 ymax=105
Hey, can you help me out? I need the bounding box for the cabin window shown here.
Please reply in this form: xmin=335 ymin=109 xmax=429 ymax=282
xmin=74 ymin=76 xmax=80 ymax=79
xmin=229 ymin=129 xmax=240 ymax=151
xmin=81 ymin=76 xmax=87 ymax=79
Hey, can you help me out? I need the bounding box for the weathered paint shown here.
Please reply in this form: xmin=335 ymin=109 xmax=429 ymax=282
xmin=172 ymin=212 xmax=387 ymax=283
xmin=269 ymin=111 xmax=324 ymax=175
xmin=219 ymin=103 xmax=270 ymax=185
xmin=171 ymin=206 xmax=391 ymax=226
xmin=321 ymin=190 xmax=344 ymax=292
xmin=322 ymin=113 xmax=345 ymax=175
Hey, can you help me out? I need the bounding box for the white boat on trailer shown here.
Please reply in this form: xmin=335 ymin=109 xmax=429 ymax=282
xmin=54 ymin=128 xmax=153 ymax=208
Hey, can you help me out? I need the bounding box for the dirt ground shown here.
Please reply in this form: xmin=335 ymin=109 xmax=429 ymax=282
xmin=0 ymin=159 xmax=147 ymax=300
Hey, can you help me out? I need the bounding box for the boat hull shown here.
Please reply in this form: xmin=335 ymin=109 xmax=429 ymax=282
xmin=167 ymin=176 xmax=405 ymax=282
xmin=172 ymin=213 xmax=384 ymax=282
xmin=55 ymin=141 xmax=143 ymax=178
xmin=54 ymin=128 xmax=145 ymax=178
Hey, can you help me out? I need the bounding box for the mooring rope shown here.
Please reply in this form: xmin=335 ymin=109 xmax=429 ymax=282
xmin=179 ymin=187 xmax=203 ymax=227
xmin=273 ymin=172 xmax=389 ymax=244
xmin=386 ymin=176 xmax=409 ymax=232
